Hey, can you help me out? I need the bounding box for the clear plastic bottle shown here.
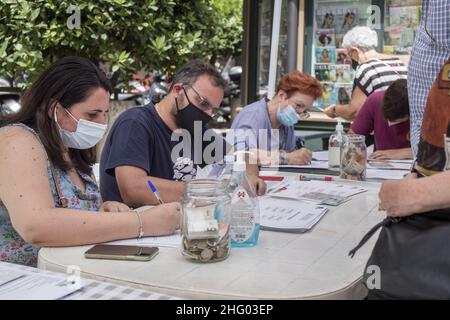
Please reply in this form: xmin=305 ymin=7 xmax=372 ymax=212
xmin=328 ymin=120 xmax=346 ymax=171
xmin=229 ymin=152 xmax=260 ymax=247
xmin=220 ymin=155 xmax=235 ymax=180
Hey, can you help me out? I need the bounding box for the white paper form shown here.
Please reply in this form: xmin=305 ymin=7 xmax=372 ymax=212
xmin=366 ymin=169 xmax=409 ymax=180
xmin=108 ymin=230 xmax=182 ymax=248
xmin=0 ymin=264 xmax=81 ymax=300
xmin=263 ymin=175 xmax=297 ymax=193
xmin=263 ymin=160 xmax=329 ymax=170
xmin=269 ymin=180 xmax=367 ymax=204
xmin=312 ymin=150 xmax=329 ymax=161
xmin=0 ymin=268 xmax=25 ymax=286
xmin=367 ymin=160 xmax=412 ymax=171
xmin=260 ymin=197 xmax=328 ymax=232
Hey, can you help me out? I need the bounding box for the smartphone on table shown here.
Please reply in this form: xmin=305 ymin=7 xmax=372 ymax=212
xmin=84 ymin=244 xmax=159 ymax=262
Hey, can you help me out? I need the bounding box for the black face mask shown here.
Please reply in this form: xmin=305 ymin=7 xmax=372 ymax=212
xmin=351 ymin=59 xmax=359 ymax=71
xmin=175 ymin=88 xmax=212 ymax=138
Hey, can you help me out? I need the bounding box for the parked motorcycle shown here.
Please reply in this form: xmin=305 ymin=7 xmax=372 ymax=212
xmin=216 ymin=65 xmax=241 ymax=125
xmin=149 ymin=72 xmax=170 ymax=104
xmin=0 ymin=77 xmax=21 ymax=117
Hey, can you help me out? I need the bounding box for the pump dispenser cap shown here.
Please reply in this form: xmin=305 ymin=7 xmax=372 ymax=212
xmin=224 ymin=154 xmax=234 ymax=164
xmin=336 ymin=120 xmax=343 ymax=132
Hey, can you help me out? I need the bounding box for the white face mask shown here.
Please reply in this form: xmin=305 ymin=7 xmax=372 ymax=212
xmin=54 ymin=106 xmax=107 ymax=149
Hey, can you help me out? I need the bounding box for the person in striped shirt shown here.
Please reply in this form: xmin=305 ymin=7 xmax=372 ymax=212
xmin=324 ymin=26 xmax=407 ymax=121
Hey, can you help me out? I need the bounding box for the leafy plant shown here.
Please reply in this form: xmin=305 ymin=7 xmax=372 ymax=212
xmin=0 ymin=0 xmax=242 ymax=89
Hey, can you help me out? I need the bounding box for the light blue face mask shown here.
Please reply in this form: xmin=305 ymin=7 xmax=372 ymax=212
xmin=276 ymin=103 xmax=300 ymax=127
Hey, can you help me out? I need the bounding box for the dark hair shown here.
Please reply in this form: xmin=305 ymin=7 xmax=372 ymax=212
xmin=321 ymin=13 xmax=334 ymax=28
xmin=343 ymin=12 xmax=355 ymax=27
xmin=382 ymin=79 xmax=409 ymax=121
xmin=338 ymin=88 xmax=350 ymax=104
xmin=319 ymin=34 xmax=332 ymax=46
xmin=170 ymin=59 xmax=227 ymax=91
xmin=0 ymin=56 xmax=112 ymax=174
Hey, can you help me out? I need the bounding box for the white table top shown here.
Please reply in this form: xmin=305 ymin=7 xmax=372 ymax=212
xmin=38 ymin=175 xmax=383 ymax=300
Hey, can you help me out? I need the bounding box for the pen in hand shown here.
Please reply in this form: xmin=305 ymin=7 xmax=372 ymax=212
xmin=147 ymin=179 xmax=164 ymax=204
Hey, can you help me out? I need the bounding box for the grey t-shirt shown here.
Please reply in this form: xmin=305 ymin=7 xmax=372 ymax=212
xmin=226 ymin=98 xmax=296 ymax=153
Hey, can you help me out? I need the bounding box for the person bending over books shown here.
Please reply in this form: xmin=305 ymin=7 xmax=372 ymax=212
xmin=323 ymin=26 xmax=407 ymax=121
xmin=99 ymin=59 xmax=267 ymax=207
xmin=351 ymin=79 xmax=412 ymax=160
xmin=0 ymin=57 xmax=181 ymax=267
xmin=226 ymin=71 xmax=322 ymax=166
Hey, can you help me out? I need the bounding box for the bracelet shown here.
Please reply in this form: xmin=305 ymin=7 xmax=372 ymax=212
xmin=133 ymin=210 xmax=144 ymax=239
xmin=332 ymin=105 xmax=337 ymax=118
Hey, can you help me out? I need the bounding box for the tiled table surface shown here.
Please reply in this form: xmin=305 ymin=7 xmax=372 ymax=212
xmin=1 ymin=261 xmax=179 ymax=300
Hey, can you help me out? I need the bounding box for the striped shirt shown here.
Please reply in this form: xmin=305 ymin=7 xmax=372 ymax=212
xmin=408 ymin=0 xmax=450 ymax=157
xmin=354 ymin=58 xmax=407 ymax=97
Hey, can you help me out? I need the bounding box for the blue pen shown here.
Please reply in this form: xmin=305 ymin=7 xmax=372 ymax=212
xmin=147 ymin=179 xmax=164 ymax=204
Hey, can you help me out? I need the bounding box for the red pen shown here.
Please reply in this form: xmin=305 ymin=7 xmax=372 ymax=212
xmin=299 ymin=175 xmax=334 ymax=181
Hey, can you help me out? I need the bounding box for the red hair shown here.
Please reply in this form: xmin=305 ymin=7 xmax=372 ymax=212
xmin=276 ymin=71 xmax=322 ymax=99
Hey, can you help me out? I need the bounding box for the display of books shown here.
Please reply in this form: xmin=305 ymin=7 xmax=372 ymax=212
xmin=389 ymin=6 xmax=420 ymax=30
xmin=335 ymin=83 xmax=353 ymax=105
xmin=315 ymin=46 xmax=336 ymax=64
xmin=311 ymin=1 xmax=419 ymax=110
xmin=335 ymin=33 xmax=344 ymax=49
xmin=316 ymin=7 xmax=358 ymax=35
xmin=314 ymin=64 xmax=336 ymax=82
xmin=336 ymin=49 xmax=352 ymax=64
xmin=318 ymin=82 xmax=337 ymax=106
xmin=334 ymin=64 xmax=353 ymax=83
xmin=336 ymin=8 xmax=358 ymax=34
xmin=316 ymin=9 xmax=336 ymax=29
xmin=401 ymin=28 xmax=415 ymax=47
xmin=316 ymin=29 xmax=336 ymax=47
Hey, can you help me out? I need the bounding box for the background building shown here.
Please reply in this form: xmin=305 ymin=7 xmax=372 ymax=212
xmin=241 ymin=0 xmax=421 ymax=149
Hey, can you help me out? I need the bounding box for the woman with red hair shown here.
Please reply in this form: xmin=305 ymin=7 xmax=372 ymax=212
xmin=226 ymin=71 xmax=322 ymax=165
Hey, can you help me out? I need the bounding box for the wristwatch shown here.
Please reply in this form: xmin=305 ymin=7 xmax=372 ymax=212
xmin=332 ymin=104 xmax=337 ymax=118
xmin=279 ymin=150 xmax=289 ymax=165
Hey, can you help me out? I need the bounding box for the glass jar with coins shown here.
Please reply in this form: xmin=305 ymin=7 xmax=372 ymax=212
xmin=181 ymin=179 xmax=231 ymax=263
xmin=340 ymin=134 xmax=367 ymax=181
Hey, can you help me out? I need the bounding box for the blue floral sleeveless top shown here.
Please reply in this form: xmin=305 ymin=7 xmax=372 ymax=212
xmin=0 ymin=124 xmax=101 ymax=267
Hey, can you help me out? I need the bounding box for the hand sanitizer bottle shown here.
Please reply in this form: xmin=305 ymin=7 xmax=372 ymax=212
xmin=229 ymin=152 xmax=260 ymax=247
xmin=328 ymin=120 xmax=346 ymax=171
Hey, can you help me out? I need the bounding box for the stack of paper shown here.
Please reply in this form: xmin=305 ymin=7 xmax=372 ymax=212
xmin=312 ymin=150 xmax=329 ymax=161
xmin=260 ymin=175 xmax=296 ymax=193
xmin=259 ymin=197 xmax=328 ymax=233
xmin=263 ymin=161 xmax=329 ymax=170
xmin=366 ymin=169 xmax=409 ymax=180
xmin=367 ymin=160 xmax=412 ymax=171
xmin=0 ymin=268 xmax=24 ymax=287
xmin=0 ymin=263 xmax=82 ymax=300
xmin=269 ymin=180 xmax=367 ymax=205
